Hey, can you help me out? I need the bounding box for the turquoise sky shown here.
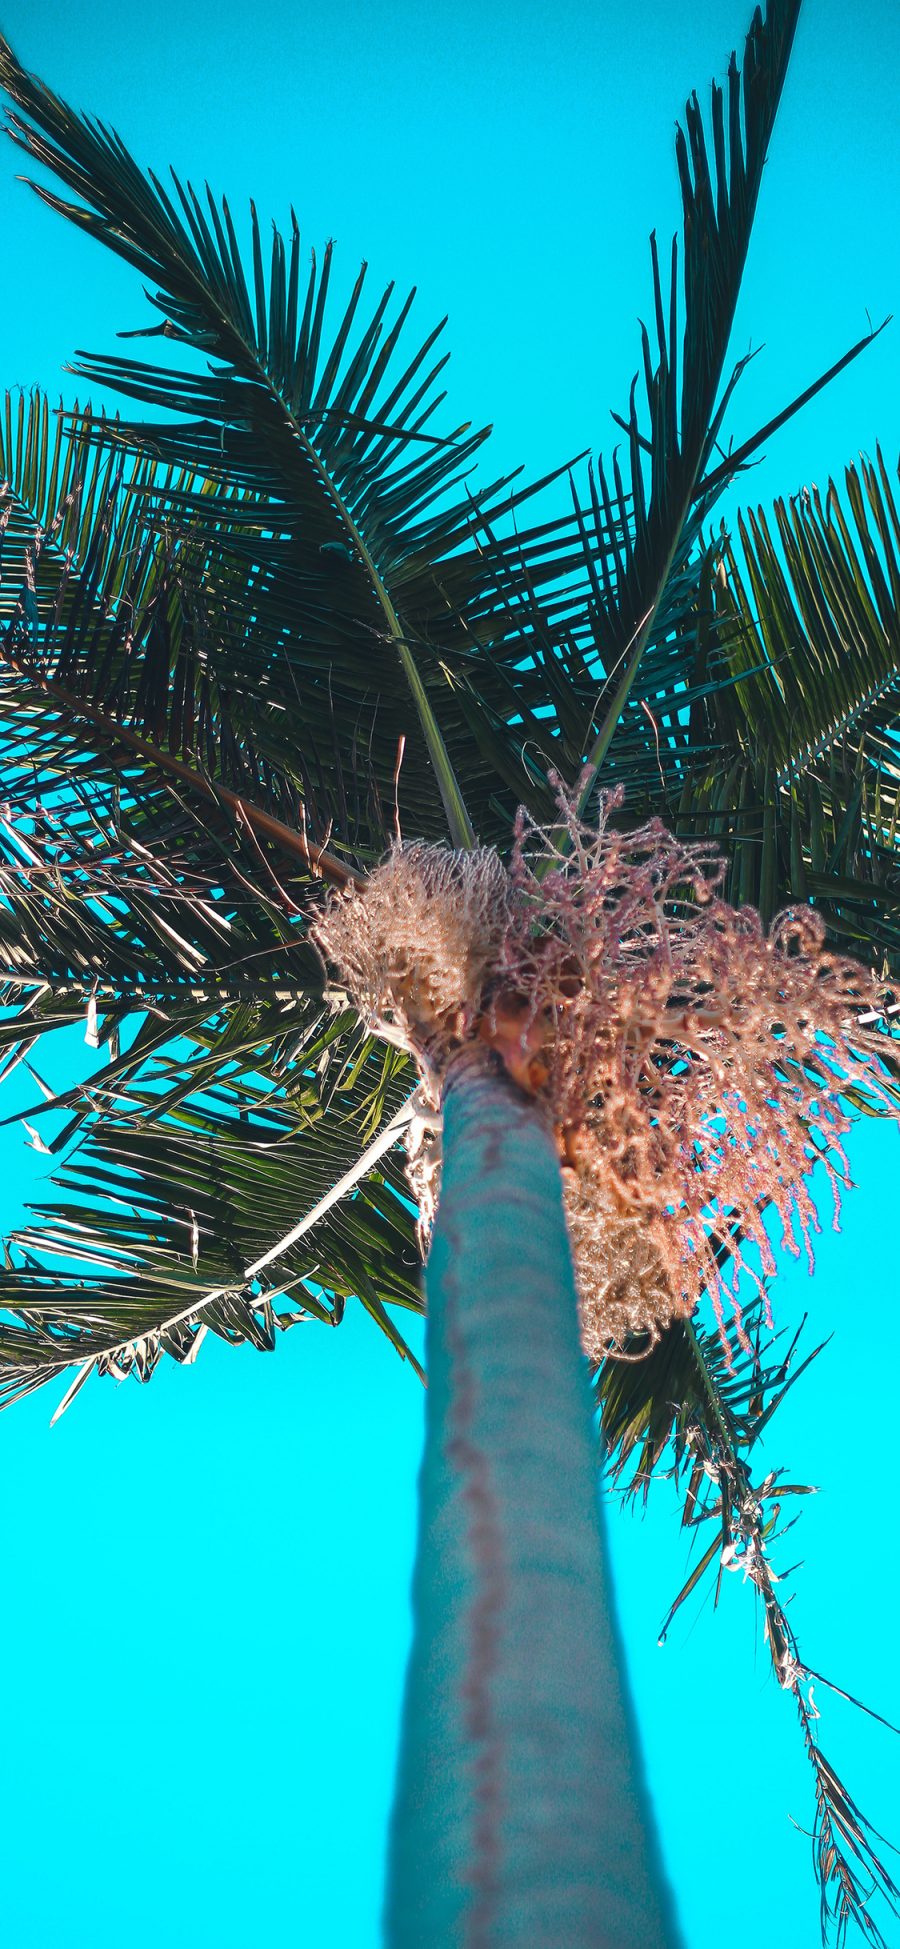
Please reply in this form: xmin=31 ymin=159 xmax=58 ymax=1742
xmin=0 ymin=2 xmax=898 ymax=1944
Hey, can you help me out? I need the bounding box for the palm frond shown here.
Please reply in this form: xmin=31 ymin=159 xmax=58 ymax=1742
xmin=0 ymin=1036 xmax=424 ymax=1413
xmin=0 ymin=389 xmax=376 ymax=878
xmin=675 ymin=451 xmax=900 ymax=967
xmin=570 ymin=0 xmax=804 ymax=804
xmin=599 ymin=1304 xmax=900 ymax=1947
xmin=0 ymin=661 xmax=353 ymax=1133
xmin=0 ymin=39 xmax=595 ymax=847
xmin=474 ymin=0 xmax=881 ymax=826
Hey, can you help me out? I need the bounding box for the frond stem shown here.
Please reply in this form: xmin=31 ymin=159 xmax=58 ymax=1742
xmin=1 ymin=653 xmax=366 ymax=890
xmin=296 ymin=426 xmax=476 ymax=849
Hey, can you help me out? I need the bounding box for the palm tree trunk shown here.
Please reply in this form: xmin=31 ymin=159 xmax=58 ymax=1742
xmin=384 ymin=1052 xmax=680 ymax=1947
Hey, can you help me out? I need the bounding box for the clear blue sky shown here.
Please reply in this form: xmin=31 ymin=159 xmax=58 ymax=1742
xmin=0 ymin=2 xmax=898 ymax=1944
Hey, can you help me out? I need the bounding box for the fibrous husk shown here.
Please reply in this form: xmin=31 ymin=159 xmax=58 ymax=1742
xmin=562 ymin=1168 xmax=679 ymax=1361
xmin=313 ymin=782 xmax=898 ymax=1361
xmin=313 ymin=839 xmax=510 ymax=1066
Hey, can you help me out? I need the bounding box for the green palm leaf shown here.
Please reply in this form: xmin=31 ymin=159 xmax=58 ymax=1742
xmin=1 ymin=37 xmax=592 ymax=847
xmin=672 ymin=450 xmax=900 ymax=966
xmin=567 ymin=0 xmax=804 ymax=804
xmin=0 ymin=1034 xmax=424 ymax=1413
xmin=0 ymin=390 xmax=381 ymax=875
xmin=535 ymin=1 xmax=883 ymax=824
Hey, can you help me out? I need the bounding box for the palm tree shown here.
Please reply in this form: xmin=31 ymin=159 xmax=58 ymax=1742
xmin=0 ymin=2 xmax=897 ymax=1941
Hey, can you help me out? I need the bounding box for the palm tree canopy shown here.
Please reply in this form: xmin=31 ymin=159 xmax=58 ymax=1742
xmin=0 ymin=0 xmax=895 ymax=1383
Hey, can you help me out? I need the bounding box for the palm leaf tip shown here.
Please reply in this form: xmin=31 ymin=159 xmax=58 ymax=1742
xmin=568 ymin=0 xmax=803 ymax=813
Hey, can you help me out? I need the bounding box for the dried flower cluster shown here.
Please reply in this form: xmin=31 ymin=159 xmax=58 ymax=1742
xmin=314 ymin=786 xmax=897 ymax=1360
xmin=502 ymin=790 xmax=897 ymax=1355
xmin=314 ymin=838 xmax=510 ymax=1061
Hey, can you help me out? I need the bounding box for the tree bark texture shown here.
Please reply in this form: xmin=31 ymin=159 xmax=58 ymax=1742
xmin=385 ymin=1055 xmax=681 ymax=1948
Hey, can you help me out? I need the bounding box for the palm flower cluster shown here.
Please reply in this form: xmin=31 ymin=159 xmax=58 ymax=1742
xmin=314 ymin=785 xmax=897 ymax=1360
xmin=314 ymin=838 xmax=511 ymax=1059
